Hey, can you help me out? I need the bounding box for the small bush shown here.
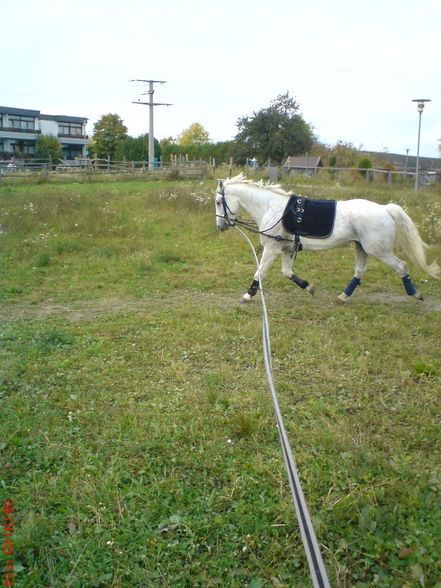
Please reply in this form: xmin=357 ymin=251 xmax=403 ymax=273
xmin=357 ymin=157 xmax=373 ymax=177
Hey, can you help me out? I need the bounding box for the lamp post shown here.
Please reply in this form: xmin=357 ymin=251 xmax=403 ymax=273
xmin=412 ymin=98 xmax=431 ymax=191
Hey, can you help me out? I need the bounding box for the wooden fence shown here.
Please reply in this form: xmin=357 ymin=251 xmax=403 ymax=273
xmin=0 ymin=157 xmax=213 ymax=182
xmin=276 ymin=165 xmax=441 ymax=185
xmin=1 ymin=157 xmax=440 ymax=185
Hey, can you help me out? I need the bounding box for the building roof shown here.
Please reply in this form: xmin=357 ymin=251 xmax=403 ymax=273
xmin=40 ymin=114 xmax=88 ymax=123
xmin=284 ymin=156 xmax=323 ymax=168
xmin=0 ymin=106 xmax=87 ymax=124
xmin=0 ymin=106 xmax=40 ymax=117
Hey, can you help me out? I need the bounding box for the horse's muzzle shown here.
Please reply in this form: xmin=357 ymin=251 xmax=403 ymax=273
xmin=216 ymin=218 xmax=229 ymax=231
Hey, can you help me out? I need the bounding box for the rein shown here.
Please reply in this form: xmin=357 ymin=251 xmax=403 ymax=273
xmin=233 ymin=225 xmax=331 ymax=588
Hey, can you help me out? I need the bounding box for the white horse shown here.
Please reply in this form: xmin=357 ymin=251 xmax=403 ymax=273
xmin=215 ymin=174 xmax=439 ymax=302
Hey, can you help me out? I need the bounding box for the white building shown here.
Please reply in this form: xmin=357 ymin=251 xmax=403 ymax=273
xmin=0 ymin=106 xmax=89 ymax=160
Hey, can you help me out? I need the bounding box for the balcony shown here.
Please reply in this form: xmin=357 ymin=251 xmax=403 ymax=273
xmin=58 ymin=132 xmax=88 ymax=140
xmin=0 ymin=125 xmax=41 ymax=135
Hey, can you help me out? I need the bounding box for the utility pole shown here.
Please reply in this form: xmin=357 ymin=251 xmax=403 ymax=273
xmin=130 ymin=80 xmax=172 ymax=168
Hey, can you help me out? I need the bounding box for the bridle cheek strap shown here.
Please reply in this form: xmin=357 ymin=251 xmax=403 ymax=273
xmin=218 ymin=189 xmax=236 ymax=226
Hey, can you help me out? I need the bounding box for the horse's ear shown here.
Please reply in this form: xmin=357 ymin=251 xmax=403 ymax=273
xmin=218 ymin=179 xmax=224 ymax=191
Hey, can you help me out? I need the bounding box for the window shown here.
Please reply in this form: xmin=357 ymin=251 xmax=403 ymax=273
xmin=11 ymin=141 xmax=35 ymax=155
xmin=22 ymin=142 xmax=35 ymax=155
xmin=10 ymin=115 xmax=35 ymax=131
xmin=62 ymin=145 xmax=83 ymax=159
xmin=59 ymin=122 xmax=82 ymax=136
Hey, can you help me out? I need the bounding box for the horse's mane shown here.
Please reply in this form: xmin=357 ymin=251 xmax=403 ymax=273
xmin=223 ymin=173 xmax=289 ymax=197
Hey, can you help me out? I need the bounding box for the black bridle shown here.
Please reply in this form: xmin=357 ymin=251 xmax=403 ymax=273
xmin=216 ymin=186 xmax=237 ymax=228
xmin=216 ymin=185 xmax=302 ymax=250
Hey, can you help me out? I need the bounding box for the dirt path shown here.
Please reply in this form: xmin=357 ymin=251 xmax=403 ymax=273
xmin=1 ymin=289 xmax=440 ymax=323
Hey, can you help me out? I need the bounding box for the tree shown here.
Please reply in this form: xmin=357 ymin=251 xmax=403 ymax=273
xmin=178 ymin=123 xmax=211 ymax=147
xmin=35 ymin=135 xmax=64 ymax=162
xmin=91 ymin=114 xmax=128 ymax=159
xmin=114 ymin=134 xmax=160 ymax=161
xmin=234 ymin=92 xmax=315 ymax=164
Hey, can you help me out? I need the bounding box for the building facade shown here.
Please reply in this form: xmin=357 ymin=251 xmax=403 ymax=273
xmin=0 ymin=106 xmax=89 ymax=160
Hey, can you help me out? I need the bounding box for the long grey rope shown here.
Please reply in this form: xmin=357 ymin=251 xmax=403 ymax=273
xmin=234 ymin=226 xmax=331 ymax=588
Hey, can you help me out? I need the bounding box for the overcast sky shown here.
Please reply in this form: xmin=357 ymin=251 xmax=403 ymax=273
xmin=1 ymin=0 xmax=440 ymax=157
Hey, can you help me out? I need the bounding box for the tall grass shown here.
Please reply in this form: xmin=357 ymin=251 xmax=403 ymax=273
xmin=0 ymin=178 xmax=440 ymax=586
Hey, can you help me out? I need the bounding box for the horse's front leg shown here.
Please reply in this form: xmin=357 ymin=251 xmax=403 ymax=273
xmin=242 ymin=243 xmax=279 ymax=302
xmin=281 ymin=250 xmax=315 ymax=295
xmin=337 ymin=242 xmax=368 ymax=303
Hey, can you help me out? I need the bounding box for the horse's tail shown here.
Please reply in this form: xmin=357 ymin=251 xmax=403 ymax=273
xmin=385 ymin=203 xmax=440 ymax=279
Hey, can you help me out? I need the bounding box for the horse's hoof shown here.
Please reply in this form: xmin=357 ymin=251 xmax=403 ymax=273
xmin=413 ymin=291 xmax=424 ymax=301
xmin=241 ymin=293 xmax=253 ymax=303
xmin=337 ymin=292 xmax=349 ymax=303
xmin=306 ymin=284 xmax=315 ymax=295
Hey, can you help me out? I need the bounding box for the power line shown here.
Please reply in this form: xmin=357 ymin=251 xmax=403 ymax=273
xmin=130 ymin=79 xmax=172 ymax=168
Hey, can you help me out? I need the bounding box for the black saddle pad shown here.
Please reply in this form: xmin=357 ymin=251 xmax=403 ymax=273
xmin=282 ymin=194 xmax=336 ymax=238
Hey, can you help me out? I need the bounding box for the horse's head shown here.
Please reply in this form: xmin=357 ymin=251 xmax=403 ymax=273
xmin=215 ymin=179 xmax=239 ymax=231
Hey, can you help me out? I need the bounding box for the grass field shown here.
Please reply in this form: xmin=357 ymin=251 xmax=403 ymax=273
xmin=0 ymin=176 xmax=440 ymax=587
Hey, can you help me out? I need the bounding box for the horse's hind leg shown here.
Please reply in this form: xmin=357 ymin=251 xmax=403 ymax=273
xmin=374 ymin=252 xmax=424 ymax=300
xmin=281 ymin=250 xmax=315 ymax=295
xmin=338 ymin=242 xmax=368 ymax=302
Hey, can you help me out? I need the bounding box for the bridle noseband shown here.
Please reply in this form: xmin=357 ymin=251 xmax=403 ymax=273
xmin=216 ymin=186 xmax=236 ymax=227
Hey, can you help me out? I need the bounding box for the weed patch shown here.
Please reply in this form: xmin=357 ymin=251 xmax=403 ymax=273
xmin=0 ymin=179 xmax=440 ymax=586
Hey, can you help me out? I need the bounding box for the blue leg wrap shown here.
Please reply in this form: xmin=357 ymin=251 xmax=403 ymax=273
xmin=344 ymin=277 xmax=361 ymax=297
xmin=402 ymin=274 xmax=417 ymax=296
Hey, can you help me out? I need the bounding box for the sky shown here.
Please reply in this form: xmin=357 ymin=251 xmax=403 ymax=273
xmin=1 ymin=0 xmax=440 ymax=158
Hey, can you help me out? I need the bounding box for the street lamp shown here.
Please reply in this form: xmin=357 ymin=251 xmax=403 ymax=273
xmin=412 ymin=98 xmax=431 ymax=191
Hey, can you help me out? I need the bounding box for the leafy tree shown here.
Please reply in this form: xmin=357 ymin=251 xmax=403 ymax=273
xmin=325 ymin=141 xmax=362 ymax=168
xmin=178 ymin=123 xmax=211 ymax=147
xmin=114 ymin=134 xmax=160 ymax=161
xmin=35 ymin=135 xmax=63 ymax=162
xmin=91 ymin=114 xmax=128 ymax=159
xmin=234 ymin=92 xmax=315 ymax=164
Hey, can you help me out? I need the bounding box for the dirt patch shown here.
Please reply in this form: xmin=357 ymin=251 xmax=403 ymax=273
xmin=1 ymin=287 xmax=440 ymax=324
xmin=0 ymin=291 xmax=244 ymax=322
xmin=355 ymin=292 xmax=441 ymax=312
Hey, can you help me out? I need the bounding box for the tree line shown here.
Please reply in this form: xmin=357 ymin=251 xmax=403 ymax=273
xmin=87 ymin=93 xmax=315 ymax=165
xmin=27 ymin=92 xmax=400 ymax=169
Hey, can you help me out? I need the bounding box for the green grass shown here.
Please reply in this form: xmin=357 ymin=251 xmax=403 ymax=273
xmin=0 ymin=178 xmax=440 ymax=587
